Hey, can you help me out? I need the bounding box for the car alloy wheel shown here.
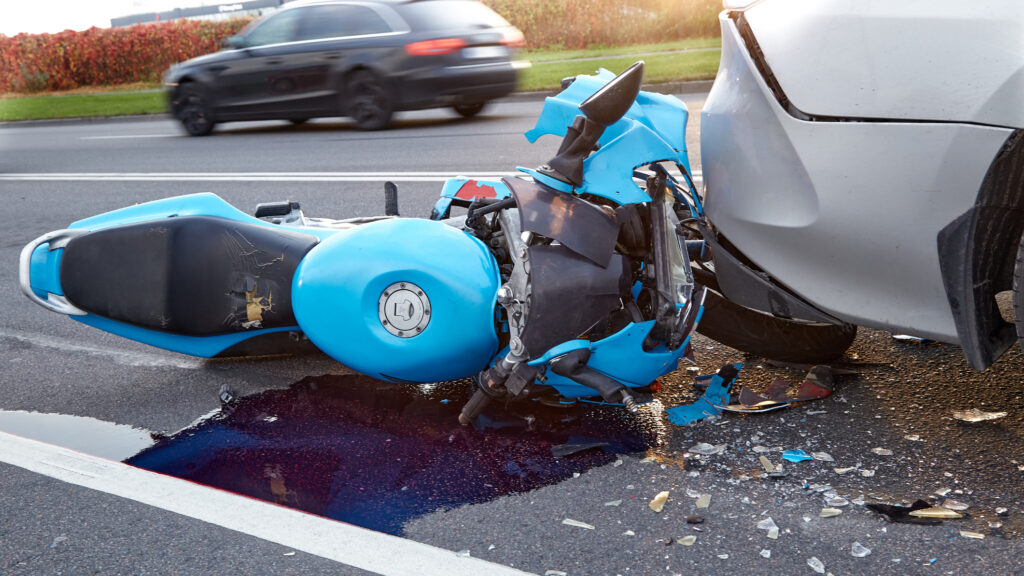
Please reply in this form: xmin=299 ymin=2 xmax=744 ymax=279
xmin=178 ymin=85 xmax=215 ymax=136
xmin=347 ymin=70 xmax=393 ymax=131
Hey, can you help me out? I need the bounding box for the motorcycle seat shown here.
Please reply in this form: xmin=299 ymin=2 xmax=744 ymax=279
xmin=60 ymin=216 xmax=319 ymax=335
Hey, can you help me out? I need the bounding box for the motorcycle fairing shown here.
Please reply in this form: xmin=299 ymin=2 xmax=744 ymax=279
xmin=525 ymin=69 xmax=692 ymax=205
xmin=430 ymin=178 xmax=512 ymax=221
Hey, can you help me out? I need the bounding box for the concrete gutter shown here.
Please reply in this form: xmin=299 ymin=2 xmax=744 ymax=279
xmin=0 ymin=80 xmax=713 ymax=129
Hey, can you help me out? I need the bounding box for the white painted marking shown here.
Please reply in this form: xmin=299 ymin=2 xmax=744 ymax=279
xmin=0 ymin=328 xmax=202 ymax=369
xmin=0 ymin=170 xmax=702 ymax=183
xmin=0 ymin=432 xmax=537 ymax=576
xmin=80 ymin=134 xmax=175 ymax=140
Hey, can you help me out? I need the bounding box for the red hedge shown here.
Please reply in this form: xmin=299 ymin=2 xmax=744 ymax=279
xmin=0 ymin=18 xmax=252 ymax=93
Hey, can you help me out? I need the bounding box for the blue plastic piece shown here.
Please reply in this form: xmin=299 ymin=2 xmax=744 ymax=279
xmin=292 ymin=218 xmax=501 ymax=383
xmin=665 ymin=363 xmax=743 ymax=426
xmin=430 ymin=178 xmax=512 ymax=220
xmin=782 ymin=449 xmax=813 ymax=463
xmin=528 ymin=340 xmax=591 ymax=366
xmin=30 ymin=245 xmax=65 ymax=298
xmin=73 ymin=314 xmax=297 ymax=358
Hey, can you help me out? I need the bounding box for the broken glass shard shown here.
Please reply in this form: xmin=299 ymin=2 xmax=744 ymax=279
xmin=851 ymin=542 xmax=871 ymax=557
xmin=562 ymin=518 xmax=595 ymax=529
xmin=807 ymin=557 xmax=825 ymax=574
xmin=677 ymin=535 xmax=697 ymax=546
xmin=951 ymin=408 xmax=1007 ymax=423
xmin=820 ymin=508 xmax=842 ymax=518
xmin=649 ymin=491 xmax=670 ymax=513
xmin=695 ymin=494 xmax=711 ymax=509
xmin=871 ymin=447 xmax=893 ymax=456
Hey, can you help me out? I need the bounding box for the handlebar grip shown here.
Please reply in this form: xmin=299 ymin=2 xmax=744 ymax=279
xmin=458 ymin=388 xmax=491 ymax=426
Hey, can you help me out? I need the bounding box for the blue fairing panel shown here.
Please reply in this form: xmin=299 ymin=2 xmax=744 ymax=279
xmin=525 ymin=70 xmax=692 ymax=204
xmin=292 ymin=218 xmax=501 ymax=382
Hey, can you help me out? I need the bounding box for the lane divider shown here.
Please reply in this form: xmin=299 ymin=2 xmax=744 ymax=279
xmin=0 ymin=431 xmax=538 ymax=576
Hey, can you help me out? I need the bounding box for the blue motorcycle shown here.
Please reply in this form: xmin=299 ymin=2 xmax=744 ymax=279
xmin=19 ymin=62 xmax=707 ymax=424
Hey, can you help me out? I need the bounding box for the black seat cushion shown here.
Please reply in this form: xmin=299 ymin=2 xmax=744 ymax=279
xmin=61 ymin=216 xmax=319 ymax=336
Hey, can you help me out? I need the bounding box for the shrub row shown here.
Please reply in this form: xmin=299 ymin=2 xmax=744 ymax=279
xmin=0 ymin=0 xmax=721 ymax=93
xmin=0 ymin=18 xmax=251 ymax=93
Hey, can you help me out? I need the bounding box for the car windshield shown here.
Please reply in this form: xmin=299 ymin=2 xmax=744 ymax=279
xmin=398 ymin=0 xmax=511 ymax=31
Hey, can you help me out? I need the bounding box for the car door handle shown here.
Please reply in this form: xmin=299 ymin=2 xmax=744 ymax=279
xmin=265 ymin=58 xmax=283 ymax=65
xmin=323 ymin=52 xmax=342 ymax=60
xmin=207 ymin=65 xmax=227 ymax=73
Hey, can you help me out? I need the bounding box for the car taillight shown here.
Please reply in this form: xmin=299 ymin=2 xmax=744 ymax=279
xmin=405 ymin=38 xmax=468 ymax=56
xmin=501 ymin=28 xmax=526 ymax=49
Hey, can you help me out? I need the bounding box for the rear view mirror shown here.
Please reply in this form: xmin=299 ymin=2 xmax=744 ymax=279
xmin=579 ymin=61 xmax=644 ymax=126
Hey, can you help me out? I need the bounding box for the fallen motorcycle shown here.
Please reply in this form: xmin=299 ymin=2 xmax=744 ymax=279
xmin=20 ymin=63 xmax=714 ymax=424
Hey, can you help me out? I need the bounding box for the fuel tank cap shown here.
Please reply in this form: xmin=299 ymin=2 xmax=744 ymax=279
xmin=378 ymin=282 xmax=430 ymax=337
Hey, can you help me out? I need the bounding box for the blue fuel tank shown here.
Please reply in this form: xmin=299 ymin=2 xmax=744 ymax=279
xmin=291 ymin=218 xmax=501 ymax=382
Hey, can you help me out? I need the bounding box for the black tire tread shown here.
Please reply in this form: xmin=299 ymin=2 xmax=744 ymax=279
xmin=695 ymin=289 xmax=856 ymax=364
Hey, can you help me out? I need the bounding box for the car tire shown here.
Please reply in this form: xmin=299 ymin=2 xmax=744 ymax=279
xmin=453 ymin=102 xmax=486 ymax=118
xmin=289 ymin=118 xmax=309 ymax=125
xmin=695 ymin=288 xmax=857 ymax=364
xmin=177 ymin=83 xmax=215 ymax=137
xmin=346 ymin=70 xmax=392 ymax=131
xmin=1011 ymin=232 xmax=1024 ymax=352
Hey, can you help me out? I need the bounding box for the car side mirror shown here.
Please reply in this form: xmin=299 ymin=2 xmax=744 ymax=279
xmin=223 ymin=35 xmax=246 ymax=50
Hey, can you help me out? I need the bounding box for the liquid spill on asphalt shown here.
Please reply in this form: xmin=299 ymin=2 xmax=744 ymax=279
xmin=126 ymin=374 xmax=662 ymax=535
xmin=0 ymin=410 xmax=155 ymax=460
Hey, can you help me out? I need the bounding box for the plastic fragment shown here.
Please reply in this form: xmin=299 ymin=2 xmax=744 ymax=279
xmin=908 ymin=506 xmax=963 ymax=520
xmin=695 ymin=494 xmax=711 ymax=509
xmin=942 ymin=499 xmax=969 ymax=511
xmin=689 ymin=442 xmax=726 ymax=455
xmin=860 ymin=469 xmax=875 ymax=477
xmin=834 ymin=467 xmax=857 ymax=475
xmin=759 ymin=456 xmax=775 ymax=474
xmin=951 ymin=408 xmax=1007 ymax=423
xmin=752 ymin=445 xmax=771 ymax=453
xmin=807 ymin=556 xmax=826 ymax=574
xmin=760 ymin=549 xmax=771 ymax=558
xmin=812 ymin=452 xmax=834 ymax=462
xmin=851 ymin=542 xmax=872 ymax=558
xmin=622 ymin=530 xmax=635 ymax=536
xmin=666 ymin=363 xmax=742 ymax=426
xmin=892 ymin=334 xmax=935 ymax=345
xmin=717 ymin=554 xmax=729 ymax=560
xmin=996 ymin=507 xmax=1009 ymax=516
xmin=545 ymin=571 xmax=568 ymax=576
xmin=757 ymin=517 xmax=779 ymax=539
xmin=649 ymin=491 xmax=670 ymax=513
xmin=782 ymin=449 xmax=813 ymax=463
xmin=677 ymin=535 xmax=697 ymax=546
xmin=867 ymin=500 xmax=944 ymax=525
xmin=904 ymin=434 xmax=922 ymax=441
xmin=457 ymin=550 xmax=471 ymax=558
xmin=871 ymin=447 xmax=893 ymax=456
xmin=552 ymin=440 xmax=609 ymax=458
xmin=820 ymin=508 xmax=842 ymax=518
xmin=960 ymin=530 xmax=985 ymax=539
xmin=605 ymin=500 xmax=622 ymax=507
xmin=613 ymin=459 xmax=624 ymax=467
xmin=283 ymin=551 xmax=296 ymax=556
xmin=825 ymin=496 xmax=849 ymax=507
xmin=562 ymin=518 xmax=595 ymax=529
xmin=686 ymin=516 xmax=705 ymax=524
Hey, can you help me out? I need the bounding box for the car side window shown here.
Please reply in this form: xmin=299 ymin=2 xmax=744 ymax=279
xmin=243 ymin=8 xmax=304 ymax=47
xmin=296 ymin=4 xmax=393 ymax=42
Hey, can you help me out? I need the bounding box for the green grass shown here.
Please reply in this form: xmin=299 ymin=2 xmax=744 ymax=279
xmin=0 ymin=90 xmax=165 ymax=121
xmin=519 ymin=48 xmax=720 ymax=91
xmin=0 ymin=38 xmax=722 ymax=121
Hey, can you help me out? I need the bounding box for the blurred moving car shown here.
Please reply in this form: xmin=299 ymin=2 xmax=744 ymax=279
xmin=164 ymin=0 xmax=527 ymax=135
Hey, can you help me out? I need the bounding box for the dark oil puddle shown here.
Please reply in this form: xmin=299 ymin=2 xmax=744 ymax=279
xmin=126 ymin=374 xmax=660 ymax=535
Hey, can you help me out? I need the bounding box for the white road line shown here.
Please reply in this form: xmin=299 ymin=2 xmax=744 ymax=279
xmin=0 ymin=329 xmax=202 ymax=370
xmin=0 ymin=432 xmax=537 ymax=576
xmin=80 ymin=134 xmax=176 ymax=140
xmin=0 ymin=171 xmax=702 ymax=183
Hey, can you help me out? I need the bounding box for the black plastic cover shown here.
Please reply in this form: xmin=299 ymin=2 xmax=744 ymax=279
xmin=519 ymin=244 xmax=630 ymax=357
xmin=503 ymin=176 xmax=620 ymax=268
xmin=61 ymin=216 xmax=319 ymax=335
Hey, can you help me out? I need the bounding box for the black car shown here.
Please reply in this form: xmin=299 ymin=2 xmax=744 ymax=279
xmin=163 ymin=0 xmax=526 ymax=135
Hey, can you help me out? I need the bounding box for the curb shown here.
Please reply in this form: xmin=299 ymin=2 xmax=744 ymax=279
xmin=0 ymin=80 xmax=712 ymax=129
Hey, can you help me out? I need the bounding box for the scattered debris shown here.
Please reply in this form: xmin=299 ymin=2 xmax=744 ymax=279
xmin=552 ymin=440 xmax=609 ymax=458
xmin=50 ymin=536 xmax=68 ymax=548
xmin=686 ymin=516 xmax=705 ymax=524
xmin=759 ymin=456 xmax=775 ymax=474
xmin=820 ymin=508 xmax=843 ymax=518
xmin=952 ymin=408 xmax=1007 ymax=423
xmin=562 ymin=519 xmax=595 ymax=530
xmin=605 ymin=500 xmax=622 ymax=507
xmin=860 ymin=469 xmax=876 ymax=478
xmin=613 ymin=459 xmax=624 ymax=467
xmin=908 ymin=506 xmax=963 ymax=520
xmin=826 ymin=496 xmax=850 ymax=507
xmin=807 ymin=556 xmax=826 ymax=574
xmin=649 ymin=491 xmax=670 ymax=513
xmin=866 ymin=500 xmax=944 ymax=525
xmin=760 ymin=549 xmax=771 ymax=558
xmin=834 ymin=467 xmax=857 ymax=475
xmin=717 ymin=554 xmax=729 ymax=560
xmin=996 ymin=507 xmax=1009 ymax=516
xmin=812 ymin=452 xmax=834 ymax=462
xmin=942 ymin=499 xmax=970 ymax=511
xmin=677 ymin=535 xmax=697 ymax=546
xmin=457 ymin=550 xmax=471 ymax=558
xmin=960 ymin=530 xmax=985 ymax=539
xmin=695 ymin=494 xmax=711 ymax=509
xmin=689 ymin=442 xmax=726 ymax=455
xmin=871 ymin=448 xmax=893 ymax=456
xmin=666 ymin=364 xmax=741 ymax=426
xmin=545 ymin=571 xmax=568 ymax=576
xmin=851 ymin=542 xmax=872 ymax=558
xmin=757 ymin=517 xmax=780 ymax=539
xmin=891 ymin=334 xmax=936 ymax=346
xmin=782 ymin=449 xmax=813 ymax=463
xmin=904 ymin=434 xmax=922 ymax=441
xmin=622 ymin=530 xmax=635 ymax=536
xmin=283 ymin=551 xmax=296 ymax=557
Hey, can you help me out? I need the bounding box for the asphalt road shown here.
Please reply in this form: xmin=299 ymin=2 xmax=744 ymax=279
xmin=1 ymin=96 xmax=1022 ymax=576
